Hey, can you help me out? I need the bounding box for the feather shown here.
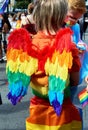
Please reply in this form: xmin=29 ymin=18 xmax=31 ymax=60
xmin=45 ymin=28 xmax=73 ymax=115
xmin=6 ymin=28 xmax=73 ymax=116
xmin=6 ymin=28 xmax=38 ymax=105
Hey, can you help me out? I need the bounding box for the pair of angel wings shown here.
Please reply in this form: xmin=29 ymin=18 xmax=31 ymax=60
xmin=6 ymin=28 xmax=73 ymax=116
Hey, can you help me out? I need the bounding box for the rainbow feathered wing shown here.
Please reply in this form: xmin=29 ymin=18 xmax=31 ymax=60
xmin=6 ymin=28 xmax=73 ymax=115
xmin=6 ymin=28 xmax=38 ymax=105
xmin=45 ymin=29 xmax=73 ymax=115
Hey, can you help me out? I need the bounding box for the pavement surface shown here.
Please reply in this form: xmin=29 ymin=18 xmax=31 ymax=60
xmin=0 ymin=62 xmax=33 ymax=130
xmin=0 ymin=32 xmax=88 ymax=130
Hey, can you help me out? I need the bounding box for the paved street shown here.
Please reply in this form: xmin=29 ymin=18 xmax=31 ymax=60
xmin=0 ymin=63 xmax=33 ymax=130
xmin=0 ymin=32 xmax=88 ymax=130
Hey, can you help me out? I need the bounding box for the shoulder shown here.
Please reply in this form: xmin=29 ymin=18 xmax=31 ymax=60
xmin=27 ymin=14 xmax=34 ymax=24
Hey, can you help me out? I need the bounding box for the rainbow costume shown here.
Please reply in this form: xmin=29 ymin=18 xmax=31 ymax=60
xmin=6 ymin=28 xmax=82 ymax=130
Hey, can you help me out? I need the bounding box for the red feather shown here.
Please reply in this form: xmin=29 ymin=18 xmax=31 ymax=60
xmin=55 ymin=28 xmax=73 ymax=53
xmin=7 ymin=27 xmax=73 ymax=72
xmin=7 ymin=28 xmax=32 ymax=54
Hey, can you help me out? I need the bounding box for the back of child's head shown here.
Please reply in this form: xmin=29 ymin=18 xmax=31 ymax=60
xmin=33 ymin=0 xmax=68 ymax=34
xmin=67 ymin=0 xmax=86 ymax=14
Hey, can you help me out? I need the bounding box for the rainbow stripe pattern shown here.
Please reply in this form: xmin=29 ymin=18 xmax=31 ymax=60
xmin=6 ymin=28 xmax=38 ymax=105
xmin=26 ymin=96 xmax=82 ymax=130
xmin=6 ymin=28 xmax=73 ymax=115
xmin=78 ymin=88 xmax=88 ymax=108
xmin=45 ymin=28 xmax=73 ymax=115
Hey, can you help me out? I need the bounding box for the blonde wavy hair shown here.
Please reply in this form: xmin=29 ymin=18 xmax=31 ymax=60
xmin=33 ymin=0 xmax=68 ymax=34
xmin=67 ymin=0 xmax=86 ymax=14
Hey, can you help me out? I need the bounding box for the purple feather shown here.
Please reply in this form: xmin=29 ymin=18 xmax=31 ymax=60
xmin=52 ymin=99 xmax=62 ymax=116
xmin=7 ymin=92 xmax=22 ymax=105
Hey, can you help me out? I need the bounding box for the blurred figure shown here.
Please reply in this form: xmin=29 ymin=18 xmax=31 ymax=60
xmin=0 ymin=93 xmax=2 ymax=105
xmin=64 ymin=2 xmax=87 ymax=130
xmin=16 ymin=12 xmax=22 ymax=29
xmin=78 ymin=16 xmax=84 ymax=40
xmin=2 ymin=13 xmax=11 ymax=61
xmin=0 ymin=13 xmax=11 ymax=62
xmin=0 ymin=14 xmax=3 ymax=62
xmin=21 ymin=2 xmax=36 ymax=36
xmin=21 ymin=12 xmax=27 ymax=26
xmin=65 ymin=0 xmax=86 ymax=43
xmin=8 ymin=13 xmax=13 ymax=24
xmin=10 ymin=13 xmax=17 ymax=32
xmin=83 ymin=12 xmax=88 ymax=35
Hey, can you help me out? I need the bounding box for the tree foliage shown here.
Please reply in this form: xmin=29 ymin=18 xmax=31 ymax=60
xmin=14 ymin=0 xmax=32 ymax=9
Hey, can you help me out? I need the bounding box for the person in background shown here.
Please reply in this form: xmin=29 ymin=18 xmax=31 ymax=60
xmin=20 ymin=12 xmax=27 ymax=27
xmin=65 ymin=0 xmax=86 ymax=44
xmin=0 ymin=13 xmax=11 ymax=62
xmin=27 ymin=2 xmax=35 ymax=24
xmin=16 ymin=12 xmax=22 ymax=29
xmin=78 ymin=15 xmax=84 ymax=40
xmin=6 ymin=0 xmax=82 ymax=130
xmin=64 ymin=0 xmax=86 ymax=81
xmin=0 ymin=14 xmax=4 ymax=63
xmin=21 ymin=2 xmax=36 ymax=36
xmin=10 ymin=13 xmax=17 ymax=32
xmin=0 ymin=14 xmax=4 ymax=103
xmin=65 ymin=0 xmax=86 ymax=82
xmin=2 ymin=13 xmax=11 ymax=59
xmin=65 ymin=1 xmax=87 ymax=129
xmin=8 ymin=13 xmax=13 ymax=25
